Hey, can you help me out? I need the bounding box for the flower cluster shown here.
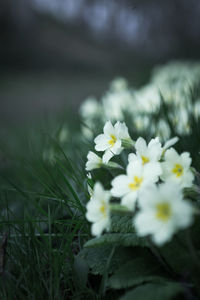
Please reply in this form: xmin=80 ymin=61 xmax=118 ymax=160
xmin=80 ymin=62 xmax=200 ymax=140
xmin=85 ymin=121 xmax=195 ymax=245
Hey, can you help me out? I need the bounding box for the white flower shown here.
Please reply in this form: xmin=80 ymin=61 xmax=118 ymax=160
xmin=128 ymin=137 xmax=162 ymax=166
xmin=194 ymin=100 xmax=200 ymax=119
xmin=86 ymin=151 xmax=102 ymax=171
xmin=110 ymin=77 xmax=128 ymax=91
xmin=102 ymin=90 xmax=133 ymax=120
xmin=134 ymin=85 xmax=160 ymax=113
xmin=81 ymin=125 xmax=94 ymax=140
xmin=161 ymin=148 xmax=194 ymax=188
xmin=79 ymin=97 xmax=101 ymax=119
xmin=58 ymin=126 xmax=69 ymax=143
xmin=133 ymin=115 xmax=150 ymax=131
xmin=155 ymin=119 xmax=171 ymax=140
xmin=134 ymin=183 xmax=194 ymax=245
xmin=111 ymin=160 xmax=161 ymax=210
xmin=94 ymin=121 xmax=130 ymax=164
xmin=86 ymin=182 xmax=110 ymax=237
xmin=173 ymin=107 xmax=191 ymax=135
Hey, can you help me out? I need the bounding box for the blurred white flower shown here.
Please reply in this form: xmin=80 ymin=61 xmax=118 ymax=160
xmin=110 ymin=77 xmax=128 ymax=91
xmin=135 ymin=85 xmax=160 ymax=113
xmin=86 ymin=151 xmax=102 ymax=171
xmin=79 ymin=97 xmax=101 ymax=120
xmin=161 ymin=148 xmax=194 ymax=188
xmin=81 ymin=125 xmax=94 ymax=140
xmin=155 ymin=119 xmax=171 ymax=140
xmin=58 ymin=126 xmax=69 ymax=143
xmin=102 ymin=89 xmax=134 ymax=120
xmin=133 ymin=115 xmax=150 ymax=131
xmin=134 ymin=183 xmax=194 ymax=245
xmin=111 ymin=159 xmax=161 ymax=210
xmin=173 ymin=107 xmax=191 ymax=135
xmin=94 ymin=121 xmax=130 ymax=164
xmin=86 ymin=182 xmax=110 ymax=237
xmin=194 ymin=100 xmax=200 ymax=119
xmin=128 ymin=137 xmax=162 ymax=166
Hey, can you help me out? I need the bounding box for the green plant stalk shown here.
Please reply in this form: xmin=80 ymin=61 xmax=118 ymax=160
xmin=185 ymin=229 xmax=200 ymax=296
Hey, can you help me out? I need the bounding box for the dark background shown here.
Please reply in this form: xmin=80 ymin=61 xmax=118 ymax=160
xmin=1 ymin=0 xmax=200 ymax=128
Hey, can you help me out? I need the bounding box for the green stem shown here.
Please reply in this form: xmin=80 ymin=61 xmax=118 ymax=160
xmin=186 ymin=229 xmax=200 ymax=268
xmin=147 ymin=238 xmax=177 ymax=279
xmin=185 ymin=229 xmax=200 ymax=296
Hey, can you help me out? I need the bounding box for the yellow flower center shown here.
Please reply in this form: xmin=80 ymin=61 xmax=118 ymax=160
xmin=141 ymin=156 xmax=149 ymax=165
xmin=100 ymin=202 xmax=107 ymax=217
xmin=172 ymin=164 xmax=183 ymax=177
xmin=108 ymin=134 xmax=117 ymax=147
xmin=156 ymin=202 xmax=172 ymax=222
xmin=129 ymin=176 xmax=143 ymax=190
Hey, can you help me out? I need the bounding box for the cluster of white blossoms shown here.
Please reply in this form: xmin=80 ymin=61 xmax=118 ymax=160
xmin=85 ymin=121 xmax=195 ymax=245
xmin=80 ymin=62 xmax=200 ymax=141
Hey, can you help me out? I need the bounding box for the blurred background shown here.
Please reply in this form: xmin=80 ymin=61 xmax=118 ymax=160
xmin=1 ymin=0 xmax=200 ymax=129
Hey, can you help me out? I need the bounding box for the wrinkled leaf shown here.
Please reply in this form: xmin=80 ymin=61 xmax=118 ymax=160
xmin=120 ymin=282 xmax=184 ymax=300
xmin=84 ymin=233 xmax=149 ymax=248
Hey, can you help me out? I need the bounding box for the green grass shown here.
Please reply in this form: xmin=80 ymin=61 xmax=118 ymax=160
xmin=0 ymin=116 xmax=96 ymax=299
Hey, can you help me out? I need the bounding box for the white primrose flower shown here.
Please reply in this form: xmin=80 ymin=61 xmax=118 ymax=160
xmin=110 ymin=77 xmax=128 ymax=91
xmin=94 ymin=121 xmax=130 ymax=164
xmin=194 ymin=100 xmax=200 ymax=119
xmin=161 ymin=148 xmax=194 ymax=188
xmin=155 ymin=119 xmax=171 ymax=140
xmin=80 ymin=97 xmax=101 ymax=120
xmin=133 ymin=115 xmax=150 ymax=131
xmin=81 ymin=125 xmax=94 ymax=140
xmin=134 ymin=85 xmax=160 ymax=113
xmin=111 ymin=160 xmax=161 ymax=210
xmin=128 ymin=137 xmax=162 ymax=166
xmin=86 ymin=151 xmax=102 ymax=171
xmin=86 ymin=182 xmax=110 ymax=237
xmin=102 ymin=89 xmax=133 ymax=120
xmin=134 ymin=183 xmax=194 ymax=245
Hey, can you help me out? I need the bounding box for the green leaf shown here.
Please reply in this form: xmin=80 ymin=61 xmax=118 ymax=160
xmin=79 ymin=246 xmax=113 ymax=275
xmin=159 ymin=234 xmax=196 ymax=274
xmin=109 ymin=256 xmax=166 ymax=289
xmin=111 ymin=215 xmax=135 ymax=233
xmin=79 ymin=246 xmax=137 ymax=275
xmin=84 ymin=233 xmax=149 ymax=248
xmin=120 ymin=282 xmax=184 ymax=300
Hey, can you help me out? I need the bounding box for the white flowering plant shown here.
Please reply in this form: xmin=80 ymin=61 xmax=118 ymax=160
xmin=76 ymin=62 xmax=200 ymax=299
xmin=79 ymin=118 xmax=200 ymax=299
xmin=80 ymin=62 xmax=200 ymax=141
